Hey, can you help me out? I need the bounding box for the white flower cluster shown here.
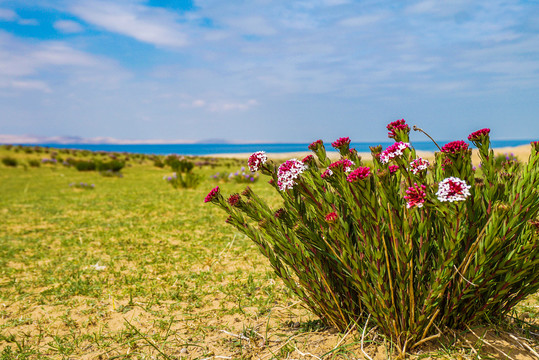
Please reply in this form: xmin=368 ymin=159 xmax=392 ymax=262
xmin=436 ymin=177 xmax=471 ymax=202
xmin=410 ymin=158 xmax=429 ymax=174
xmin=248 ymin=151 xmax=267 ymax=172
xmin=277 ymin=159 xmax=307 ymax=191
xmin=380 ymin=142 xmax=410 ymax=164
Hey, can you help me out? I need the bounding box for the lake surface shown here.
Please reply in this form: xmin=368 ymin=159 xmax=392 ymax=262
xmin=23 ymin=140 xmax=533 ymax=156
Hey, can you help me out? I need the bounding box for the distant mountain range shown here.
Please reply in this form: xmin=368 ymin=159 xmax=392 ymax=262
xmin=0 ymin=134 xmax=256 ymax=145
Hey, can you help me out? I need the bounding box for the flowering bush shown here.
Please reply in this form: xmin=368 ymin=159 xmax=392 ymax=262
xmin=205 ymin=121 xmax=539 ymax=354
xmin=164 ymin=171 xmax=201 ymax=189
xmin=211 ymin=167 xmax=259 ymax=183
xmin=41 ymin=158 xmax=57 ymax=165
xmin=164 ymin=156 xmax=201 ymax=189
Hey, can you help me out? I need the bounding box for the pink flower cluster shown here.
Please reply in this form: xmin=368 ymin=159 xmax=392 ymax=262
xmin=308 ymin=139 xmax=323 ymax=151
xmin=436 ymin=177 xmax=471 ymax=202
xmin=325 ymin=212 xmax=338 ymax=222
xmin=278 ymin=159 xmax=307 ymax=191
xmin=347 ymin=167 xmax=371 ymax=182
xmin=328 ymin=158 xmax=355 ymax=172
xmin=389 ymin=165 xmax=399 ymax=174
xmin=227 ymin=193 xmax=240 ymax=206
xmin=379 ymin=142 xmax=410 ymax=164
xmin=468 ymin=128 xmax=490 ymax=142
xmin=410 ymin=157 xmax=429 ymax=175
xmin=248 ymin=151 xmax=267 ymax=172
xmin=302 ymin=154 xmax=314 ymax=164
xmin=441 ymin=141 xmax=469 ymax=154
xmin=331 ymin=137 xmax=351 ymax=149
xmin=321 ymin=169 xmax=333 ymax=178
xmin=387 ymin=119 xmax=410 ymax=138
xmin=204 ymin=186 xmax=220 ymax=203
xmin=404 ymin=183 xmax=427 ymax=209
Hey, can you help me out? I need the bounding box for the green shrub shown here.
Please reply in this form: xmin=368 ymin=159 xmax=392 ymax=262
xmin=28 ymin=159 xmax=41 ymax=167
xmin=96 ymin=160 xmax=125 ymax=173
xmin=210 ymin=167 xmax=259 ymax=183
xmin=164 ymin=172 xmax=201 ymax=189
xmin=153 ymin=158 xmax=165 ymax=168
xmin=206 ymin=123 xmax=539 ymax=354
xmin=1 ymin=157 xmax=18 ymax=167
xmin=74 ymin=160 xmax=96 ymax=171
xmin=167 ymin=157 xmax=194 ymax=173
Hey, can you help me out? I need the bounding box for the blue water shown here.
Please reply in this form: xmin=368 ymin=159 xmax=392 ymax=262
xmin=25 ymin=140 xmax=534 ymax=156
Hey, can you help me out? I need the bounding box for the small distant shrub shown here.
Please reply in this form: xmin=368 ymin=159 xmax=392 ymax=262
xmin=167 ymin=157 xmax=194 ymax=173
xmin=28 ymin=159 xmax=41 ymax=167
xmin=164 ymin=172 xmax=201 ymax=189
xmin=23 ymin=147 xmax=33 ymax=154
xmin=1 ymin=156 xmax=18 ymax=167
xmin=2 ymin=144 xmax=13 ymax=150
xmin=41 ymin=158 xmax=57 ymax=165
xmin=69 ymin=182 xmax=95 ymax=190
xmin=153 ymin=158 xmax=165 ymax=168
xmin=494 ymin=152 xmax=521 ymax=171
xmin=97 ymin=160 xmax=125 ymax=173
xmin=211 ymin=167 xmax=259 ymax=183
xmin=74 ymin=160 xmax=97 ymax=171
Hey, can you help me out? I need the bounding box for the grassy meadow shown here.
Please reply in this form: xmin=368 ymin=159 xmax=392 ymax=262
xmin=0 ymin=145 xmax=538 ymax=359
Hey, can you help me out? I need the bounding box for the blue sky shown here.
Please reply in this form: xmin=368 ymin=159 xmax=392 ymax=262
xmin=1 ymin=0 xmax=539 ymax=143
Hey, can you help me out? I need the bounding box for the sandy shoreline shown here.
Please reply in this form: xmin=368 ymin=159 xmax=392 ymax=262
xmin=206 ymin=144 xmax=532 ymax=163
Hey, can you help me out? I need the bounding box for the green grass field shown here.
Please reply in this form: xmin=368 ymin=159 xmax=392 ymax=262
xmin=1 ymin=146 xmax=538 ymax=359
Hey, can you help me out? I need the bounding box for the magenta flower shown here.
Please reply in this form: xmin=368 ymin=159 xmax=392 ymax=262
xmin=247 ymin=151 xmax=267 ymax=172
xmin=410 ymin=157 xmax=429 ymax=175
xmin=325 ymin=212 xmax=338 ymax=222
xmin=328 ymin=158 xmax=355 ymax=172
xmin=531 ymin=141 xmax=539 ymax=152
xmin=302 ymin=154 xmax=314 ymax=164
xmin=441 ymin=141 xmax=469 ymax=154
xmin=204 ymin=186 xmax=220 ymax=203
xmin=308 ymin=139 xmax=323 ymax=151
xmin=347 ymin=167 xmax=371 ymax=182
xmin=389 ymin=165 xmax=399 ymax=174
xmin=380 ymin=142 xmax=410 ymax=164
xmin=227 ymin=193 xmax=241 ymax=206
xmin=468 ymin=128 xmax=490 ymax=142
xmin=387 ymin=119 xmax=410 ymax=139
xmin=278 ymin=159 xmax=307 ymax=191
xmin=331 ymin=137 xmax=351 ymax=149
xmin=436 ymin=177 xmax=471 ymax=202
xmin=404 ymin=183 xmax=427 ymax=209
xmin=321 ymin=169 xmax=333 ymax=179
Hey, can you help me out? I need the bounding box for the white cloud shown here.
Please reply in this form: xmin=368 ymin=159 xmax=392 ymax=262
xmin=222 ymin=16 xmax=276 ymax=36
xmin=180 ymin=97 xmax=258 ymax=112
xmin=0 ymin=8 xmax=38 ymax=25
xmin=338 ymin=14 xmax=386 ymax=27
xmin=69 ymin=1 xmax=188 ymax=48
xmin=10 ymin=80 xmax=51 ymax=92
xmin=54 ymin=20 xmax=84 ymax=33
xmin=209 ymin=99 xmax=258 ymax=112
xmin=0 ymin=31 xmax=130 ymax=92
xmin=0 ymin=8 xmax=17 ymax=21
